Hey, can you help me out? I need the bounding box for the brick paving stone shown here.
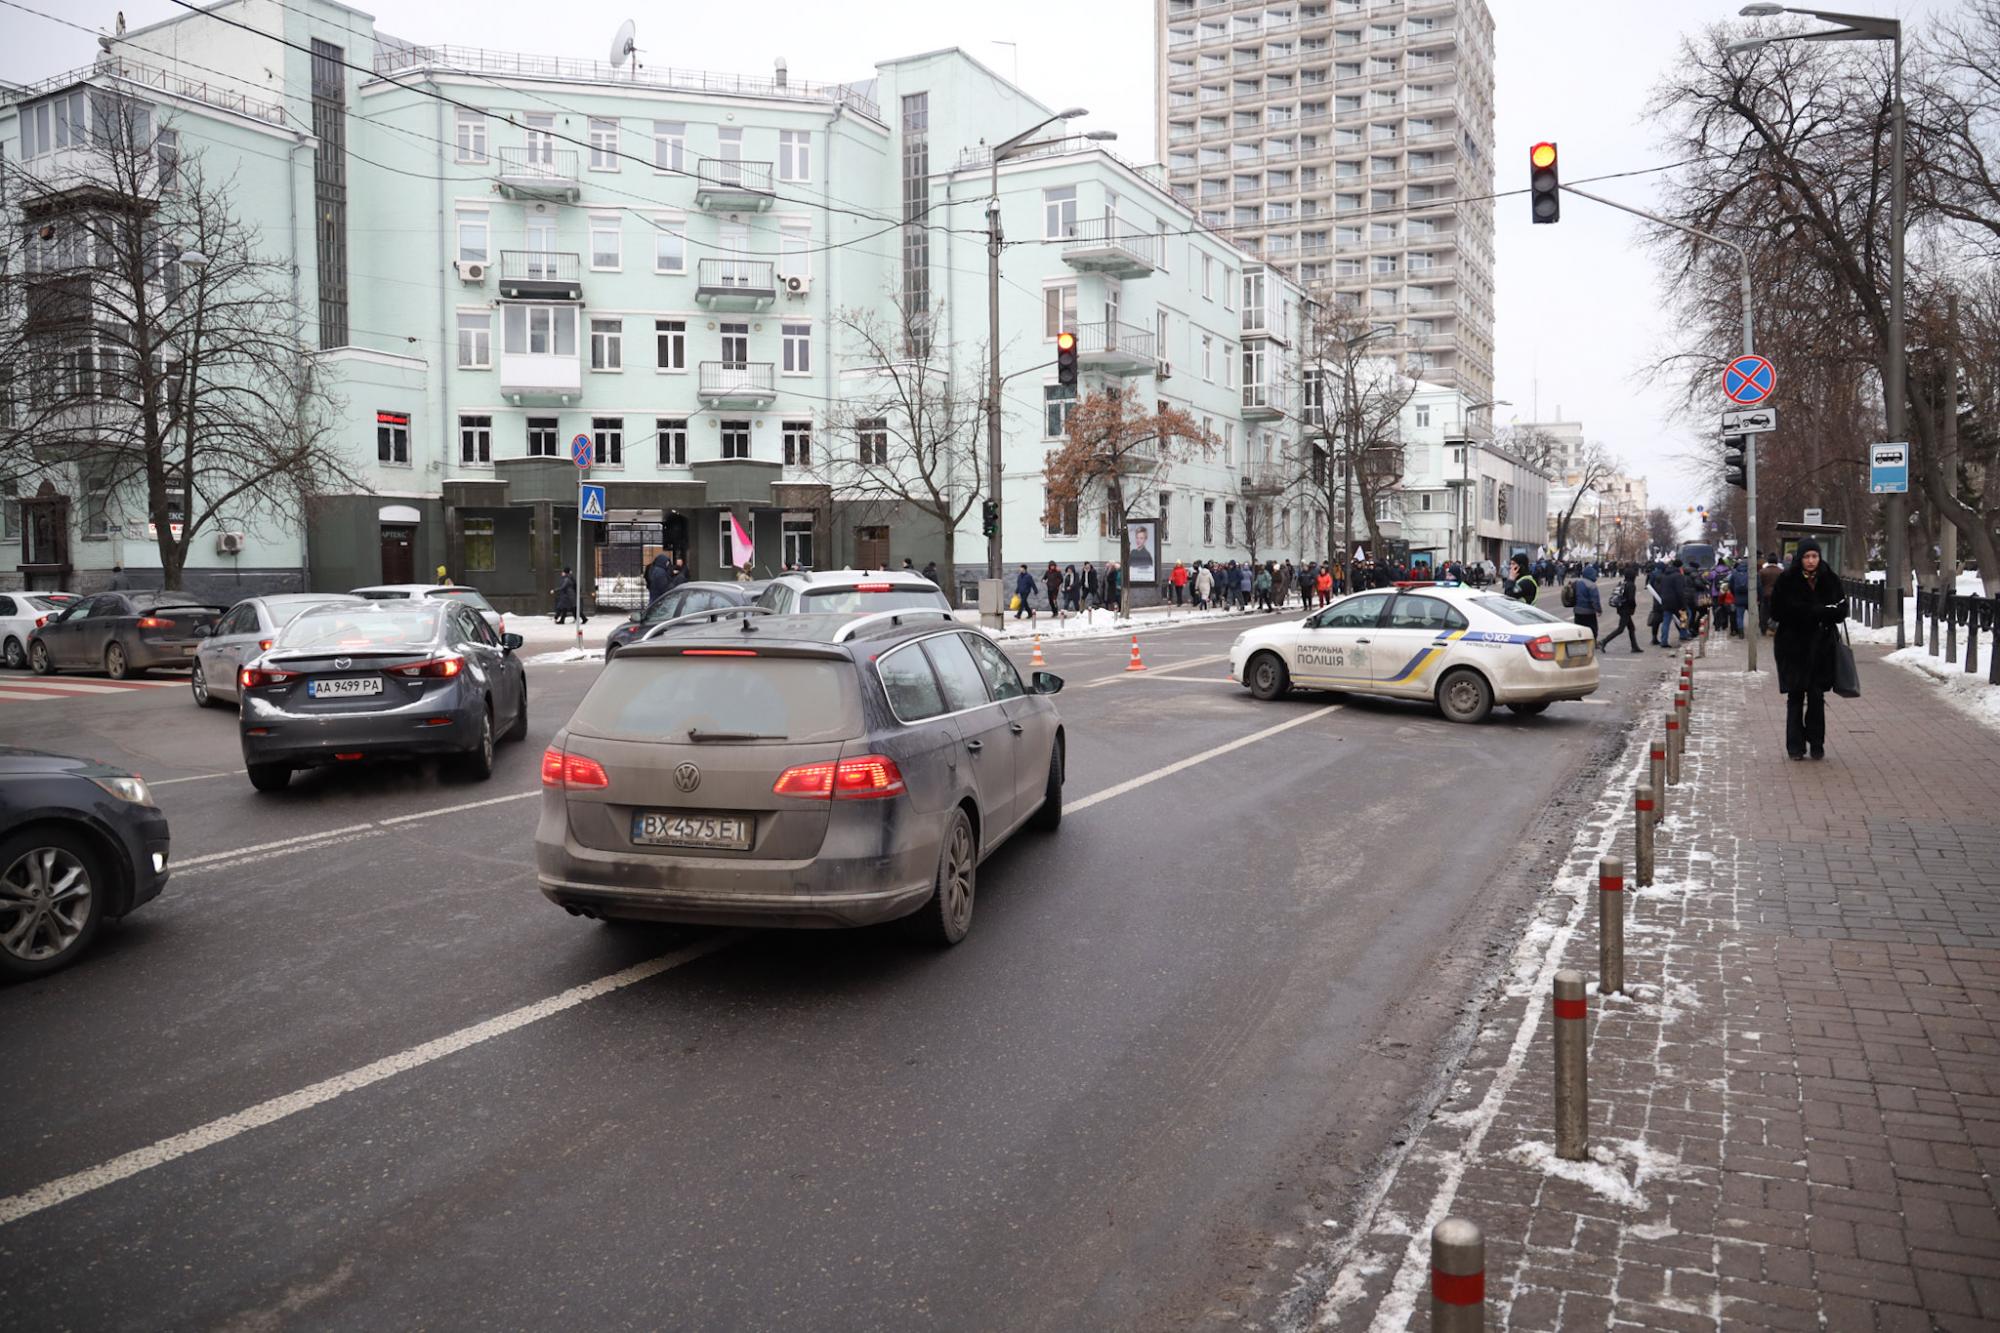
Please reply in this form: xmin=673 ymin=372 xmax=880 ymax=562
xmin=1311 ymin=636 xmax=2000 ymax=1331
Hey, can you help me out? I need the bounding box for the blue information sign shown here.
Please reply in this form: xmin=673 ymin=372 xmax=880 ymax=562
xmin=1868 ymin=442 xmax=1909 ymax=495
xmin=579 ymin=483 xmax=607 ymax=521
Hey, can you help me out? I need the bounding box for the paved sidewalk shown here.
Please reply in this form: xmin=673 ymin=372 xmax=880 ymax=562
xmin=1306 ymin=633 xmax=2000 ymax=1331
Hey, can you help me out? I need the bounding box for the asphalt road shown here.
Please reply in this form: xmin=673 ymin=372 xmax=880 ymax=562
xmin=0 ymin=612 xmax=1668 ymax=1330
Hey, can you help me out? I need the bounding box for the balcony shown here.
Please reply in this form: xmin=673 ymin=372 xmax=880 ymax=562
xmin=497 ymin=250 xmax=582 ymax=301
xmin=695 ymin=258 xmax=778 ymax=309
xmin=1061 ymin=220 xmax=1158 ymax=278
xmin=1241 ymin=300 xmax=1289 ymax=344
xmin=499 ymin=351 xmax=582 ymax=401
xmin=496 ymin=147 xmax=579 ymax=201
xmin=693 ymin=158 xmax=775 ymax=211
xmin=1242 ymin=382 xmax=1290 ymax=421
xmin=1076 ymin=321 xmax=1158 ymax=377
xmin=1241 ymin=465 xmax=1291 ymax=498
xmin=697 ymin=361 xmax=777 ymax=407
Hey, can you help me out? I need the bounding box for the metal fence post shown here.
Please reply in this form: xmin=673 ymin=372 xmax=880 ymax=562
xmin=1430 ymin=1218 xmax=1485 ymax=1333
xmin=1554 ymin=969 xmax=1588 ymax=1161
xmin=1598 ymin=856 xmax=1625 ymax=996
xmin=1635 ymin=786 xmax=1655 ymax=887
xmin=1945 ymin=589 xmax=1957 ymax=664
xmin=1666 ymin=710 xmax=1682 ymax=786
xmin=1929 ymin=587 xmax=1941 ymax=656
xmin=1967 ymin=605 xmax=1980 ymax=676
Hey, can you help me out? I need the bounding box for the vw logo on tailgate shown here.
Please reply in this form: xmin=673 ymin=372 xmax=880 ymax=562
xmin=673 ymin=763 xmax=701 ymax=793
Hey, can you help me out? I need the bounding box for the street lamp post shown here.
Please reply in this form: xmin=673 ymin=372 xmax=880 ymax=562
xmin=1732 ymin=3 xmax=1905 ymax=641
xmin=984 ymin=107 xmax=1092 ymax=581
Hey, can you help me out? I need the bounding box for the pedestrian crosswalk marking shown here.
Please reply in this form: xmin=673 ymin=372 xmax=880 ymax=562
xmin=0 ymin=676 xmax=183 ymax=703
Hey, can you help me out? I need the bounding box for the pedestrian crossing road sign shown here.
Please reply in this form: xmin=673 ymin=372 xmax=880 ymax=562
xmin=579 ymin=483 xmax=607 ymax=521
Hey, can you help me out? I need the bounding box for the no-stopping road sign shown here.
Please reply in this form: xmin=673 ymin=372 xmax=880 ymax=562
xmin=1722 ymin=354 xmax=1776 ymax=406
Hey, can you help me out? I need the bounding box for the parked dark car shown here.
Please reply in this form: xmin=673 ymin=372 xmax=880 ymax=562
xmin=603 ymin=581 xmax=763 ymax=659
xmin=238 ymin=600 xmax=528 ymax=792
xmin=28 ymin=592 xmax=224 ymax=679
xmin=0 ymin=747 xmax=170 ymax=979
xmin=538 ymin=612 xmax=1065 ymax=946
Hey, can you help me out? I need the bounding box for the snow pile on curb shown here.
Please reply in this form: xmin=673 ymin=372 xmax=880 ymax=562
xmin=1503 ymin=1138 xmax=1690 ymax=1211
xmin=1885 ymin=645 xmax=2000 ymax=731
xmin=524 ymin=647 xmax=602 ymax=666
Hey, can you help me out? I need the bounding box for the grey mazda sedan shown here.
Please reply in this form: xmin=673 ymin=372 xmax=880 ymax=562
xmin=238 ymin=600 xmax=528 ymax=792
xmin=535 ymin=613 xmax=1065 ymax=945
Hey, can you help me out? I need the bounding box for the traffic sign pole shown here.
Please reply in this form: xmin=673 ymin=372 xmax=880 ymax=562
xmin=571 ymin=434 xmax=594 ymax=650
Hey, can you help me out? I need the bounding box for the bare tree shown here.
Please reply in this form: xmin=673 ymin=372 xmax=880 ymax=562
xmin=1647 ymin=506 xmax=1680 ymax=558
xmin=1551 ymin=441 xmax=1618 ymax=557
xmin=1292 ymin=301 xmax=1417 ymax=563
xmin=1042 ymin=386 xmax=1208 ymax=616
xmin=804 ymin=301 xmax=988 ymax=577
xmin=0 ymin=98 xmax=354 ymax=589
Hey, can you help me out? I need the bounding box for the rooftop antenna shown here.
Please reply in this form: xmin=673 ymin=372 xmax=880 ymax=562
xmin=608 ymin=19 xmax=638 ymax=78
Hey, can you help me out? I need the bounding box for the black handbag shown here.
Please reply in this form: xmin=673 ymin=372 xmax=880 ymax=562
xmin=1832 ymin=621 xmax=1861 ymax=699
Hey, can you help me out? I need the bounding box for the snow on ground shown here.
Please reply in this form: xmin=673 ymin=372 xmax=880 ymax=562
xmin=1885 ymin=645 xmax=2000 ymax=732
xmin=1503 ymin=1138 xmax=1689 ymax=1211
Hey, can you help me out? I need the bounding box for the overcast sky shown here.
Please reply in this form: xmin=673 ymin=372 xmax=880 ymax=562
xmin=5 ymin=0 xmax=1947 ymax=533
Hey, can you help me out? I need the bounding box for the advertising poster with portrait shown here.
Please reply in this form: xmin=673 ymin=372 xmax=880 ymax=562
xmin=1125 ymin=519 xmax=1158 ymax=586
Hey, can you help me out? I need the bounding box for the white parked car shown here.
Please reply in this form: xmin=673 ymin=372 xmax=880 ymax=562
xmin=1228 ymin=583 xmax=1600 ymax=723
xmin=0 ymin=592 xmax=80 ymax=670
xmin=349 ymin=583 xmax=504 ymax=636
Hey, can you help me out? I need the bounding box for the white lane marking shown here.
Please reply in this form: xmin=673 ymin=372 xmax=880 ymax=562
xmin=377 ymin=791 xmax=538 ymax=825
xmin=173 ymin=830 xmax=387 ymax=878
xmin=0 ymin=934 xmax=740 ymax=1229
xmin=1082 ymin=652 xmax=1234 ymax=687
xmin=152 ymin=771 xmax=244 ymax=787
xmin=174 ymin=825 xmax=379 ymax=870
xmin=1114 ymin=675 xmax=1238 ymax=686
xmin=1069 ymin=703 xmax=1340 ymax=814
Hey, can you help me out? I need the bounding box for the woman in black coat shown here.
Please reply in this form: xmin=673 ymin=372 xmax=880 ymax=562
xmin=1768 ymin=539 xmax=1846 ymax=760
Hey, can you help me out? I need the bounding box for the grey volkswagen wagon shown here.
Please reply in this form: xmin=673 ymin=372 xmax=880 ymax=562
xmin=535 ymin=612 xmax=1065 ymax=946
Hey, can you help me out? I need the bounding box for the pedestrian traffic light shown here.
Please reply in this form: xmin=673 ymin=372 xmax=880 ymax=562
xmin=1529 ymin=142 xmax=1560 ymax=224
xmin=1056 ymin=330 xmax=1079 ymax=387
xmin=981 ymin=500 xmax=999 ymax=537
xmin=1722 ymin=434 xmax=1748 ymax=490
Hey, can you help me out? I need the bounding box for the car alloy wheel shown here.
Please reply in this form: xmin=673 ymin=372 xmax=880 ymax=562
xmin=105 ymin=643 xmax=128 ymax=680
xmin=191 ymin=662 xmax=210 ymax=706
xmin=29 ymin=641 xmax=52 ymax=675
xmin=941 ymin=816 xmax=975 ymax=938
xmin=0 ymin=844 xmax=94 ymax=965
xmin=2 ymin=637 xmax=23 ymax=670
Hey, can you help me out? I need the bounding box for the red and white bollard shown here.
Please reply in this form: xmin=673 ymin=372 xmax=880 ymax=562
xmin=1554 ymin=969 xmax=1589 ymax=1161
xmin=1430 ymin=1217 xmax=1485 ymax=1333
xmin=1598 ymin=855 xmax=1625 ymax=995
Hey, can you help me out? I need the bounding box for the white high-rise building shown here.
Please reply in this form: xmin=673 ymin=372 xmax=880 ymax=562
xmin=1154 ymin=0 xmax=1497 ymax=400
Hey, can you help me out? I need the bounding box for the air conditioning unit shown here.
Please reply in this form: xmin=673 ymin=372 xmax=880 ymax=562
xmin=454 ymin=259 xmax=488 ymax=283
xmin=783 ymin=273 xmax=812 ymax=297
xmin=216 ymin=531 xmax=246 ymax=555
xmin=1156 ymin=359 xmax=1173 ymax=380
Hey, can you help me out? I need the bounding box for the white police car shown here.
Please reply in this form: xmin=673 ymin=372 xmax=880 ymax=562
xmin=1228 ymin=583 xmax=1599 ymax=723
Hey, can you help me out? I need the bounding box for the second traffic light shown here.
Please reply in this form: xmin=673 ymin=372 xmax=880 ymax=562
xmin=1530 ymin=142 xmax=1559 ymax=224
xmin=981 ymin=500 xmax=999 ymax=537
xmin=1723 ymin=433 xmax=1748 ymax=490
xmin=1056 ymin=330 xmax=1079 ymax=387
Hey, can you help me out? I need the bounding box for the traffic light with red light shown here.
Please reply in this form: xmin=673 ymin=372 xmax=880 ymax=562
xmin=1056 ymin=330 xmax=1079 ymax=387
xmin=1530 ymin=142 xmax=1560 ymax=224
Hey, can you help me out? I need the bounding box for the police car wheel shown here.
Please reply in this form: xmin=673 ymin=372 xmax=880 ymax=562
xmin=1247 ymin=652 xmax=1290 ymax=701
xmin=1436 ymin=667 xmax=1493 ymax=724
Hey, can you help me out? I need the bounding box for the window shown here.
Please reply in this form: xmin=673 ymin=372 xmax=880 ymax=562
xmin=878 ymin=642 xmax=947 ymax=722
xmin=503 ymin=304 xmax=577 ymax=356
xmin=1222 ymin=421 xmax=1235 ymax=465
xmin=1203 ymin=498 xmax=1215 ymax=544
xmin=657 ymin=418 xmax=688 ymax=465
xmin=721 ymin=420 xmax=751 ymax=460
xmin=455 ymin=109 xmax=487 ymax=163
xmin=782 ymin=513 xmax=815 ymax=570
xmin=377 ymin=410 xmax=411 ymax=465
xmin=1044 ymin=489 xmax=1079 ymax=537
xmin=1044 ymin=284 xmax=1077 ymax=339
xmin=592 ymin=416 xmax=624 ymax=466
xmin=782 ymin=322 xmax=811 ymax=375
xmin=458 ymin=414 xmax=492 ymax=465
xmin=778 ymin=223 xmax=811 ymax=279
xmin=1201 ymin=334 xmax=1214 ymax=382
xmin=588 ymin=117 xmax=619 ymax=170
xmin=1415 ymin=404 xmax=1431 ymax=428
xmin=1225 ymin=500 xmax=1236 ymax=545
xmin=455 ymin=209 xmax=488 ymax=264
xmin=653 ymin=121 xmax=686 ymax=173
xmin=1202 ymin=253 xmax=1215 ymax=300
xmin=778 ymin=129 xmax=811 ymax=181
xmin=589 ymin=214 xmax=621 ymax=270
xmin=590 ymin=318 xmax=623 ymax=371
xmin=857 ymin=417 xmax=888 ymax=465
xmin=1044 ymin=384 xmax=1077 ymax=438
xmin=1223 ymin=343 xmax=1236 ymax=389
xmin=652 ymin=218 xmax=686 ymax=273
xmin=783 ymin=420 xmax=812 ymax=467
xmin=463 ymin=517 xmax=496 ymax=572
xmin=718 ymin=321 xmax=749 ymax=368
xmin=924 ymin=634 xmax=994 ymax=713
xmin=1314 ymin=591 xmax=1390 ymax=629
xmin=966 ymin=633 xmax=1027 ymax=701
xmin=1044 ymin=186 xmax=1078 ymax=239
xmin=655 ymin=319 xmax=686 ymax=371
xmin=456 ymin=312 xmax=491 ymax=368
xmin=1224 ymin=269 xmax=1236 ymax=311
xmin=527 ymin=417 xmax=559 ymax=458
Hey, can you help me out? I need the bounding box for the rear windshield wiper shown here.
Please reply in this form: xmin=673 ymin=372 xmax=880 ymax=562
xmin=686 ymin=728 xmax=787 ymax=743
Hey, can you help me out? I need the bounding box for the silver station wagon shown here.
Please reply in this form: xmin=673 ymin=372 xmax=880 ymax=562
xmin=535 ymin=611 xmax=1066 ymax=946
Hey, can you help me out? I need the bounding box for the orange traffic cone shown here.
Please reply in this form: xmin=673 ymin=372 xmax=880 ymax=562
xmin=1126 ymin=634 xmax=1146 ymax=672
xmin=1031 ymin=635 xmax=1046 ymax=669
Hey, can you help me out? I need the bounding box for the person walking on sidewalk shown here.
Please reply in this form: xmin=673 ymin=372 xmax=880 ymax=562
xmin=1570 ymin=562 xmax=1602 ymax=641
xmin=1758 ymin=551 xmax=1782 ymax=635
xmin=552 ymin=567 xmax=580 ymax=624
xmin=1601 ymin=563 xmax=1643 ymax=653
xmin=1770 ymin=539 xmax=1847 ymax=761
xmin=1044 ymin=561 xmax=1062 ymax=617
xmin=1013 ymin=565 xmax=1038 ymax=620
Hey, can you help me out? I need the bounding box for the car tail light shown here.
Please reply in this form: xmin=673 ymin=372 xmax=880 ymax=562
xmin=34 ymin=616 xmax=47 ymax=629
xmin=259 ymin=639 xmax=274 ymax=651
xmin=386 ymin=655 xmax=464 ymax=679
xmin=135 ymin=616 xmax=172 ymax=629
xmin=773 ymin=755 xmax=906 ymax=801
xmin=240 ymin=666 xmax=295 ymax=689
xmin=855 ymin=582 xmax=893 ymax=592
xmin=541 ymin=748 xmax=609 ymax=789
xmin=1525 ymin=635 xmax=1556 ymax=662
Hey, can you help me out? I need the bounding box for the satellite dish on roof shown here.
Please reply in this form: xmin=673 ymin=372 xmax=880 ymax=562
xmin=609 ymin=19 xmax=637 ymax=73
